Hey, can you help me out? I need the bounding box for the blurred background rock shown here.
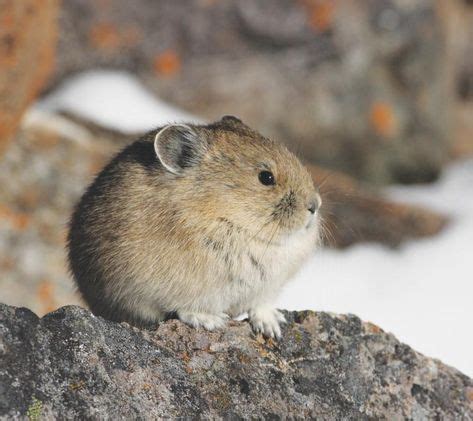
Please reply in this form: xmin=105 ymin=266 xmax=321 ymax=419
xmin=54 ymin=0 xmax=450 ymax=184
xmin=0 ymin=1 xmax=472 ymax=322
xmin=0 ymin=0 xmax=58 ymax=154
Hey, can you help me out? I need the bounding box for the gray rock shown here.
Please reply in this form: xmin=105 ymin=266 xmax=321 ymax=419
xmin=50 ymin=0 xmax=450 ymax=184
xmin=1 ymin=304 xmax=472 ymax=419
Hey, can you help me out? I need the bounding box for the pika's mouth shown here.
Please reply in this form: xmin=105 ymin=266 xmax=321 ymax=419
xmin=305 ymin=210 xmax=319 ymax=230
xmin=271 ymin=212 xmax=318 ymax=242
xmin=305 ymin=217 xmax=315 ymax=230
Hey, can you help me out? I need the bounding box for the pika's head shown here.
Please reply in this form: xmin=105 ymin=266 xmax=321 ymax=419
xmin=154 ymin=116 xmax=321 ymax=243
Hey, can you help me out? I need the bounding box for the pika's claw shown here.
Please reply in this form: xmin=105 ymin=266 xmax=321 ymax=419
xmin=275 ymin=310 xmax=287 ymax=324
xmin=249 ymin=306 xmax=285 ymax=339
xmin=178 ymin=311 xmax=229 ymax=331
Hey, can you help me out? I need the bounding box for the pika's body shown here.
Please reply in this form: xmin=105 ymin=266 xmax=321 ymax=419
xmin=68 ymin=116 xmax=321 ymax=337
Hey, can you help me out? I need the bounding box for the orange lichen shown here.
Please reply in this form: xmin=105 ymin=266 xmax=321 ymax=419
xmin=89 ymin=22 xmax=121 ymax=50
xmin=13 ymin=213 xmax=30 ymax=230
xmin=184 ymin=365 xmax=194 ymax=374
xmin=365 ymin=322 xmax=382 ymax=334
xmin=236 ymin=351 xmax=252 ymax=364
xmin=300 ymin=0 xmax=335 ymax=33
xmin=153 ymin=50 xmax=181 ymax=77
xmin=0 ymin=12 xmax=15 ymax=30
xmin=369 ymin=101 xmax=397 ymax=138
xmin=37 ymin=280 xmax=57 ymax=314
xmin=180 ymin=351 xmax=191 ymax=363
xmin=0 ymin=205 xmax=30 ymax=230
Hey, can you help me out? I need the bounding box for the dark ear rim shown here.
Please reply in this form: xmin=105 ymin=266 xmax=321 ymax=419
xmin=221 ymin=115 xmax=243 ymax=124
xmin=153 ymin=123 xmax=197 ymax=175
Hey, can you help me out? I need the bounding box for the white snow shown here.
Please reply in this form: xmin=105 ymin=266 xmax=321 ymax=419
xmin=39 ymin=70 xmax=201 ymax=133
xmin=42 ymin=70 xmax=473 ymax=377
xmin=279 ymin=159 xmax=473 ymax=377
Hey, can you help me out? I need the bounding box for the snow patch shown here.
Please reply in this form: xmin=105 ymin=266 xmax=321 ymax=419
xmin=39 ymin=70 xmax=201 ymax=133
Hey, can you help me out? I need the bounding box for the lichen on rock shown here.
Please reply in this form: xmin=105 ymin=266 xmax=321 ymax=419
xmin=0 ymin=304 xmax=471 ymax=419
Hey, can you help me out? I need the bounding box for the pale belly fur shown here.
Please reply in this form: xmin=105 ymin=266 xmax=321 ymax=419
xmin=115 ymin=220 xmax=319 ymax=322
xmin=211 ymin=223 xmax=319 ymax=317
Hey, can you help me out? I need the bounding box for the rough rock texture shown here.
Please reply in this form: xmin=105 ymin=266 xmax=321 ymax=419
xmin=0 ymin=111 xmax=447 ymax=316
xmin=0 ymin=0 xmax=59 ymax=154
xmin=0 ymin=304 xmax=472 ymax=419
xmin=50 ymin=0 xmax=449 ymax=184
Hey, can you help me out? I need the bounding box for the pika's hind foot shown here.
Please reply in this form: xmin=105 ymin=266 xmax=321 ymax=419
xmin=178 ymin=311 xmax=229 ymax=331
xmin=249 ymin=306 xmax=286 ymax=339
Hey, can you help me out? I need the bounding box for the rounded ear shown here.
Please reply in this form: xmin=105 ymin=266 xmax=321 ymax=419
xmin=154 ymin=124 xmax=204 ymax=174
xmin=221 ymin=115 xmax=243 ymax=124
xmin=219 ymin=115 xmax=252 ymax=133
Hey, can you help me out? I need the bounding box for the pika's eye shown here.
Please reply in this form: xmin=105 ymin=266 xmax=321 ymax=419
xmin=258 ymin=170 xmax=275 ymax=186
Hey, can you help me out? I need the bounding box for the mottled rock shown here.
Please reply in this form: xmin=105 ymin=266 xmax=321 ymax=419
xmin=0 ymin=304 xmax=471 ymax=419
xmin=0 ymin=0 xmax=59 ymax=154
xmin=51 ymin=0 xmax=449 ymax=184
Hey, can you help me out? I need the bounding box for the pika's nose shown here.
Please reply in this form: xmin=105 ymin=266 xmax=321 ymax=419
xmin=307 ymin=194 xmax=321 ymax=214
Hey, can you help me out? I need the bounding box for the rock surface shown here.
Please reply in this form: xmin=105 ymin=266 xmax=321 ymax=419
xmin=0 ymin=304 xmax=472 ymax=419
xmin=0 ymin=0 xmax=59 ymax=154
xmin=51 ymin=0 xmax=449 ymax=184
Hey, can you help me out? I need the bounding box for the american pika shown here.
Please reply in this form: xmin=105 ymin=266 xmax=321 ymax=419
xmin=68 ymin=116 xmax=321 ymax=338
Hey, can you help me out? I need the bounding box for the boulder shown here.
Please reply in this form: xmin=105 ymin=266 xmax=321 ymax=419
xmin=0 ymin=0 xmax=59 ymax=155
xmin=51 ymin=0 xmax=449 ymax=184
xmin=0 ymin=304 xmax=472 ymax=419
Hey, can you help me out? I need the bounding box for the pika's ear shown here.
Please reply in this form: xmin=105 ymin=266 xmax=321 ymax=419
xmin=219 ymin=115 xmax=252 ymax=132
xmin=221 ymin=115 xmax=243 ymax=124
xmin=154 ymin=124 xmax=204 ymax=174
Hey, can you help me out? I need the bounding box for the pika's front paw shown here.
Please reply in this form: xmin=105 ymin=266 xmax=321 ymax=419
xmin=249 ymin=306 xmax=286 ymax=339
xmin=178 ymin=311 xmax=229 ymax=331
